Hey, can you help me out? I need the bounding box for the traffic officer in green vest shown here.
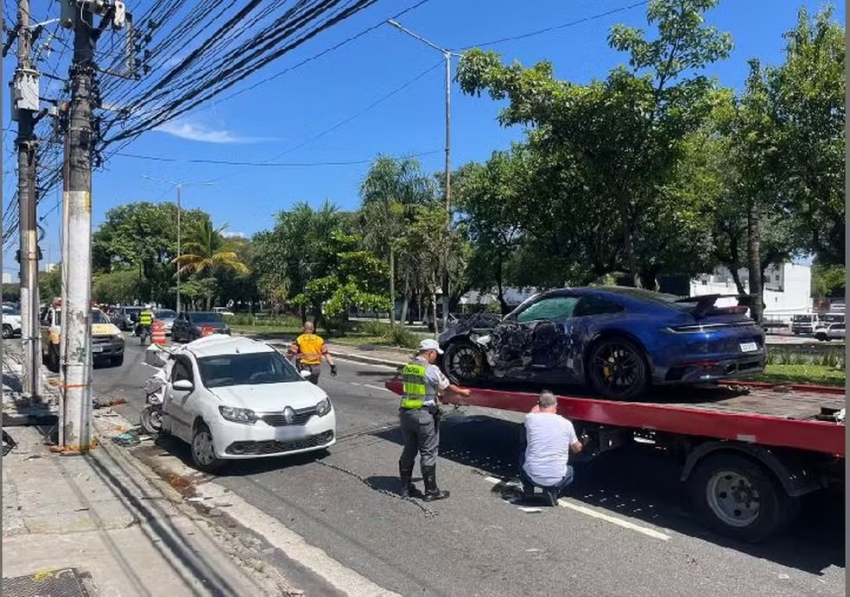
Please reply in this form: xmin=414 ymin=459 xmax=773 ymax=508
xmin=399 ymin=338 xmax=471 ymax=501
xmin=137 ymin=307 xmax=154 ymax=341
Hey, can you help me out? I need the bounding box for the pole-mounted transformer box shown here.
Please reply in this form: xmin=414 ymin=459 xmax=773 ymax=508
xmin=9 ymin=68 xmax=39 ymax=121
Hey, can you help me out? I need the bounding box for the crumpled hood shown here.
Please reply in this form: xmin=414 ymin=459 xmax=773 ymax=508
xmin=210 ymin=380 xmax=327 ymax=413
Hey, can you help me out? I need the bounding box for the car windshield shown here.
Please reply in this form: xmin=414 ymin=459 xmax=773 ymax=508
xmin=3 ymin=307 xmax=20 ymax=316
xmin=792 ymin=315 xmax=813 ymax=322
xmin=155 ymin=310 xmax=176 ymax=319
xmin=196 ymin=351 xmax=302 ymax=388
xmin=91 ymin=310 xmax=110 ymax=324
xmin=191 ymin=312 xmax=223 ymax=323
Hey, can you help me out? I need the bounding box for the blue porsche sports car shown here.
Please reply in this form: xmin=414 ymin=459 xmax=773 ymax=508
xmin=438 ymin=286 xmax=766 ymax=400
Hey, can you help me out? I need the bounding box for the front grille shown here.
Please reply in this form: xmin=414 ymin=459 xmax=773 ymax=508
xmin=261 ymin=406 xmax=317 ymax=427
xmin=225 ymin=430 xmax=334 ymax=455
xmin=92 ymin=336 xmax=112 ymax=346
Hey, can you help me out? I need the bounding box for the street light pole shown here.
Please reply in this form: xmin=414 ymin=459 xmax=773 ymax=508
xmin=176 ymin=184 xmax=182 ymax=313
xmin=141 ymin=176 xmax=213 ymax=312
xmin=387 ymin=20 xmax=460 ymax=332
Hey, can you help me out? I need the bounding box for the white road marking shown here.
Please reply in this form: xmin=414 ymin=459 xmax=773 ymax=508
xmin=364 ymin=383 xmax=391 ymax=393
xmin=333 ymin=357 xmax=399 ymax=371
xmin=483 ymin=476 xmax=671 ymax=541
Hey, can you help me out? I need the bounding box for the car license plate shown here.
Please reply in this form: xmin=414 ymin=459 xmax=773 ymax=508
xmin=739 ymin=341 xmax=758 ymax=352
xmin=275 ymin=426 xmax=307 ymax=441
xmin=92 ymin=346 xmax=104 ymax=353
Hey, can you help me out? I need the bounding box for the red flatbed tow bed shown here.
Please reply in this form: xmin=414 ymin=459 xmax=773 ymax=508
xmin=385 ymin=378 xmax=845 ymax=541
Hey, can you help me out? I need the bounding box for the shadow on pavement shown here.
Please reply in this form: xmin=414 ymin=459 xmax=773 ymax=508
xmin=373 ymin=413 xmax=844 ymax=575
xmin=144 ymin=434 xmax=329 ymax=478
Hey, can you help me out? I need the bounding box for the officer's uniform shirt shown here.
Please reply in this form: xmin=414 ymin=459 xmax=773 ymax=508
xmin=413 ymin=355 xmax=450 ymax=407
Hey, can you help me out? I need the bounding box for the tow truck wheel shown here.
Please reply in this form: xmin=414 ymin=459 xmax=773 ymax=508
xmin=2 ymin=324 xmax=12 ymax=339
xmin=688 ymin=453 xmax=798 ymax=543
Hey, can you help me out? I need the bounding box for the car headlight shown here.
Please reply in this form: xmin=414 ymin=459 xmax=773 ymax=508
xmin=219 ymin=406 xmax=256 ymax=424
xmin=316 ymin=397 xmax=332 ymax=417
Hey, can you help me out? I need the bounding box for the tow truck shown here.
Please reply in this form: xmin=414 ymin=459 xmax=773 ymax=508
xmin=385 ymin=376 xmax=844 ymax=542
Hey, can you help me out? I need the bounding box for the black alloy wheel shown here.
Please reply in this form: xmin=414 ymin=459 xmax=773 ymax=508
xmin=443 ymin=340 xmax=486 ymax=385
xmin=587 ymin=337 xmax=649 ymax=400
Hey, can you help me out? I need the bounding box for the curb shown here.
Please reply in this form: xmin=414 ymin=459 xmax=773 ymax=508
xmin=257 ymin=336 xmax=408 ymax=370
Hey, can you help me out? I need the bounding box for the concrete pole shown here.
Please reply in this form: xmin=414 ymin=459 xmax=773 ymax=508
xmin=176 ymin=184 xmax=182 ymax=312
xmin=440 ymin=50 xmax=452 ymax=334
xmin=62 ymin=7 xmax=95 ymax=451
xmin=16 ymin=0 xmax=41 ymax=400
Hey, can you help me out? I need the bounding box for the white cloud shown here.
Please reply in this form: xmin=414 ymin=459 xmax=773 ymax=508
xmin=222 ymin=231 xmax=246 ymax=239
xmin=155 ymin=119 xmax=270 ymax=144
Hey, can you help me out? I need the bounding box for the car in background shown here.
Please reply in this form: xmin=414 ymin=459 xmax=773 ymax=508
xmin=213 ymin=307 xmax=235 ymax=317
xmin=814 ymin=322 xmax=845 ymax=342
xmin=154 ymin=309 xmax=178 ymax=336
xmin=40 ymin=303 xmax=125 ymax=371
xmin=155 ymin=335 xmax=336 ymax=472
xmin=2 ymin=305 xmax=22 ymax=339
xmin=172 ymin=311 xmax=231 ymax=343
xmin=438 ymin=286 xmax=766 ymax=400
xmin=111 ymin=305 xmax=142 ymax=331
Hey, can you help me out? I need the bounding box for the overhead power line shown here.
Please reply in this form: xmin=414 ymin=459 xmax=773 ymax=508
xmin=459 ymin=0 xmax=649 ymax=50
xmin=113 ymin=149 xmax=442 ymax=167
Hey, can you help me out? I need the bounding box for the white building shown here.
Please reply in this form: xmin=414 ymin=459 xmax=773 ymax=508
xmin=1 ymin=273 xmax=11 ymax=284
xmin=690 ymin=263 xmax=812 ymax=320
xmin=459 ymin=287 xmax=539 ymax=308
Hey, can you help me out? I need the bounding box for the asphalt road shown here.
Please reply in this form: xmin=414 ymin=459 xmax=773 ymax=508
xmin=94 ymin=337 xmax=845 ymax=597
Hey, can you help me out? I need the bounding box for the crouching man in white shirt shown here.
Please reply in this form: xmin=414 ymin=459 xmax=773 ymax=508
xmin=519 ymin=391 xmax=585 ymax=506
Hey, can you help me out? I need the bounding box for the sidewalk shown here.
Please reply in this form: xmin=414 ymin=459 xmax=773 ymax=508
xmin=2 ymin=357 xmax=297 ymax=596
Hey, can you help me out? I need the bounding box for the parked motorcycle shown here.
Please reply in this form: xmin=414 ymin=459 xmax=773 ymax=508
xmin=137 ymin=323 xmax=151 ymax=346
xmin=140 ymin=367 xmax=167 ymax=435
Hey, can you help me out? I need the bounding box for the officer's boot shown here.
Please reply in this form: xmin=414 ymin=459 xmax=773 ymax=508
xmin=421 ymin=464 xmax=450 ymax=501
xmin=399 ymin=464 xmax=422 ymax=499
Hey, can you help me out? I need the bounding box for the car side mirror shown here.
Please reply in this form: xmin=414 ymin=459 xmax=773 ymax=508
xmin=300 ymin=370 xmax=312 ymax=379
xmin=172 ymin=379 xmax=194 ymax=392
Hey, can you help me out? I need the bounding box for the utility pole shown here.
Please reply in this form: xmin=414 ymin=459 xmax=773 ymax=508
xmin=14 ymin=0 xmax=42 ymax=401
xmin=386 ymin=20 xmax=459 ymax=333
xmin=62 ymin=3 xmax=97 ymax=451
xmin=176 ymin=184 xmax=182 ymax=312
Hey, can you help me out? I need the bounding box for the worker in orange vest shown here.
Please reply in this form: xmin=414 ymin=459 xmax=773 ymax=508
xmin=288 ymin=321 xmax=337 ymax=384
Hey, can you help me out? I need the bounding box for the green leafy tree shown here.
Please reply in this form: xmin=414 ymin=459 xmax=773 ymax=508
xmin=359 ymin=155 xmax=436 ymax=325
xmin=92 ymin=201 xmax=208 ymax=305
xmin=92 ymin=269 xmax=139 ymax=305
xmin=252 ymin=201 xmax=347 ymax=321
xmin=456 ymin=0 xmax=733 ymax=288
xmin=454 ymin=151 xmax=526 ymax=314
xmin=38 ymin=267 xmax=62 ymax=302
xmin=768 ymin=6 xmax=845 ymax=266
xmin=290 ymin=230 xmax=391 ymax=328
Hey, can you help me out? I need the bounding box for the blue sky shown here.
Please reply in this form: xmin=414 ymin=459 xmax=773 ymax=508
xmin=1 ymin=0 xmax=844 ymax=277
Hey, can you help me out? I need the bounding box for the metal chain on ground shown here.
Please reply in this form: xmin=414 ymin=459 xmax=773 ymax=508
xmin=316 ymin=459 xmax=439 ymax=518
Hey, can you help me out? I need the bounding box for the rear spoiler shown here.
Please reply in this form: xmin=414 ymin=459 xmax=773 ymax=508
xmin=674 ymin=294 xmax=750 ymax=318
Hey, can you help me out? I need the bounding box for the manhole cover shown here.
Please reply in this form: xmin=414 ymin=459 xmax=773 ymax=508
xmin=3 ymin=567 xmax=93 ymax=596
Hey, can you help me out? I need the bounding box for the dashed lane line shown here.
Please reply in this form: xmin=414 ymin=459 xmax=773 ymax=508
xmin=482 ymin=476 xmax=672 ymax=541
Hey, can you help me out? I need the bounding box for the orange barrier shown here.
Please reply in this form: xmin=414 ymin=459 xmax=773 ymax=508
xmin=152 ymin=320 xmax=166 ymax=345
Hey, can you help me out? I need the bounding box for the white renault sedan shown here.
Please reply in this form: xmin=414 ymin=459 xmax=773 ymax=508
xmin=159 ymin=335 xmax=336 ymax=472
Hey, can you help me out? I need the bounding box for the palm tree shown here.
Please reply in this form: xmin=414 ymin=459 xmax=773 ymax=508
xmin=360 ymin=155 xmax=436 ymax=325
xmin=174 ymin=219 xmax=248 ymax=309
